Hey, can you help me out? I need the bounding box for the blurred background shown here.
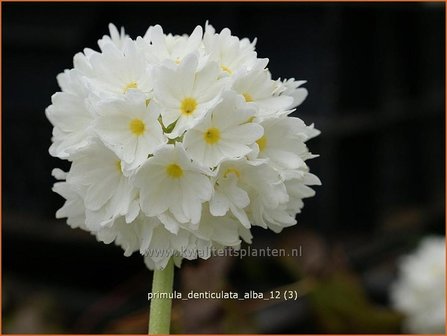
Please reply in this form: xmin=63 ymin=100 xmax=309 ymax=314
xmin=2 ymin=2 xmax=445 ymax=334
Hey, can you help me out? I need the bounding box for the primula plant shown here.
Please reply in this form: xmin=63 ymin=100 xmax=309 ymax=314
xmin=47 ymin=23 xmax=320 ymax=333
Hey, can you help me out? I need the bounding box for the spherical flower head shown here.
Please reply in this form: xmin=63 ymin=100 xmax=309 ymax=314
xmin=391 ymin=236 xmax=446 ymax=333
xmin=47 ymin=22 xmax=320 ymax=270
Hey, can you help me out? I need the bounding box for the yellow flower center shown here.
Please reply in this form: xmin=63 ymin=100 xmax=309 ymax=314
xmin=123 ymin=81 xmax=138 ymax=93
xmin=115 ymin=160 xmax=122 ymax=173
xmin=204 ymin=127 xmax=221 ymax=144
xmin=129 ymin=118 xmax=145 ymax=136
xmin=224 ymin=167 xmax=241 ymax=178
xmin=256 ymin=136 xmax=267 ymax=152
xmin=166 ymin=163 xmax=183 ymax=178
xmin=243 ymin=93 xmax=253 ymax=102
xmin=221 ymin=65 xmax=232 ymax=74
xmin=180 ymin=97 xmax=198 ymax=116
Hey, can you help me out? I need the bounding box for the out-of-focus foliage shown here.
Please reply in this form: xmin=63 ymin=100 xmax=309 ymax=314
xmin=309 ymin=273 xmax=402 ymax=333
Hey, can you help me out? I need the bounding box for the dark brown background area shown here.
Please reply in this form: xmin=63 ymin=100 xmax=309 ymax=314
xmin=2 ymin=2 xmax=445 ymax=334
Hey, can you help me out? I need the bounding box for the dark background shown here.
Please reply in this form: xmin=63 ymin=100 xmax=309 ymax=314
xmin=2 ymin=2 xmax=445 ymax=334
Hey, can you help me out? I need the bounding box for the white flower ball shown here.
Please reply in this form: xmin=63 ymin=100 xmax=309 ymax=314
xmin=391 ymin=236 xmax=446 ymax=333
xmin=47 ymin=23 xmax=321 ymax=270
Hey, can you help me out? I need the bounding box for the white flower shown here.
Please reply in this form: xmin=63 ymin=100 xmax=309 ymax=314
xmin=265 ymin=173 xmax=321 ymax=233
xmin=142 ymin=224 xmax=190 ymax=269
xmin=153 ymin=54 xmax=225 ymax=137
xmin=274 ymin=78 xmax=308 ymax=109
xmin=232 ymin=62 xmax=294 ymax=118
xmin=98 ymin=23 xmax=128 ymax=51
xmin=209 ymin=159 xmax=252 ymax=228
xmin=203 ymin=24 xmax=259 ymax=75
xmin=190 ymin=207 xmax=242 ymax=247
xmin=139 ymin=24 xmax=204 ymax=65
xmin=48 ymin=22 xmax=320 ymax=270
xmin=86 ymin=39 xmax=153 ymax=97
xmin=391 ymin=236 xmax=445 ymax=334
xmin=253 ymin=116 xmax=319 ymax=179
xmin=46 ymin=69 xmax=94 ymax=159
xmin=52 ymin=181 xmax=86 ymax=230
xmin=183 ymin=91 xmax=263 ymax=168
xmin=284 ymin=173 xmax=321 ymax=215
xmin=134 ymin=143 xmax=213 ymax=228
xmin=95 ymin=91 xmax=167 ymax=170
xmin=210 ymin=158 xmax=289 ymax=230
xmin=72 ymin=48 xmax=98 ymax=78
xmin=66 ymin=141 xmax=138 ymax=229
xmin=96 ymin=214 xmax=159 ymax=257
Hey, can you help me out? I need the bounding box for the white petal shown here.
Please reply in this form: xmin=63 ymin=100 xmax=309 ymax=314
xmin=210 ymin=189 xmax=229 ymax=216
xmin=221 ymin=123 xmax=264 ymax=145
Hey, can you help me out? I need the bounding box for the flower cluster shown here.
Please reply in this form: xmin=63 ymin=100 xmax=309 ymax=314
xmin=391 ymin=236 xmax=445 ymax=333
xmin=47 ymin=23 xmax=320 ymax=269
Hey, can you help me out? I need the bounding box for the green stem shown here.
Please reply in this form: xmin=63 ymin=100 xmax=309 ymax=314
xmin=148 ymin=258 xmax=174 ymax=334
